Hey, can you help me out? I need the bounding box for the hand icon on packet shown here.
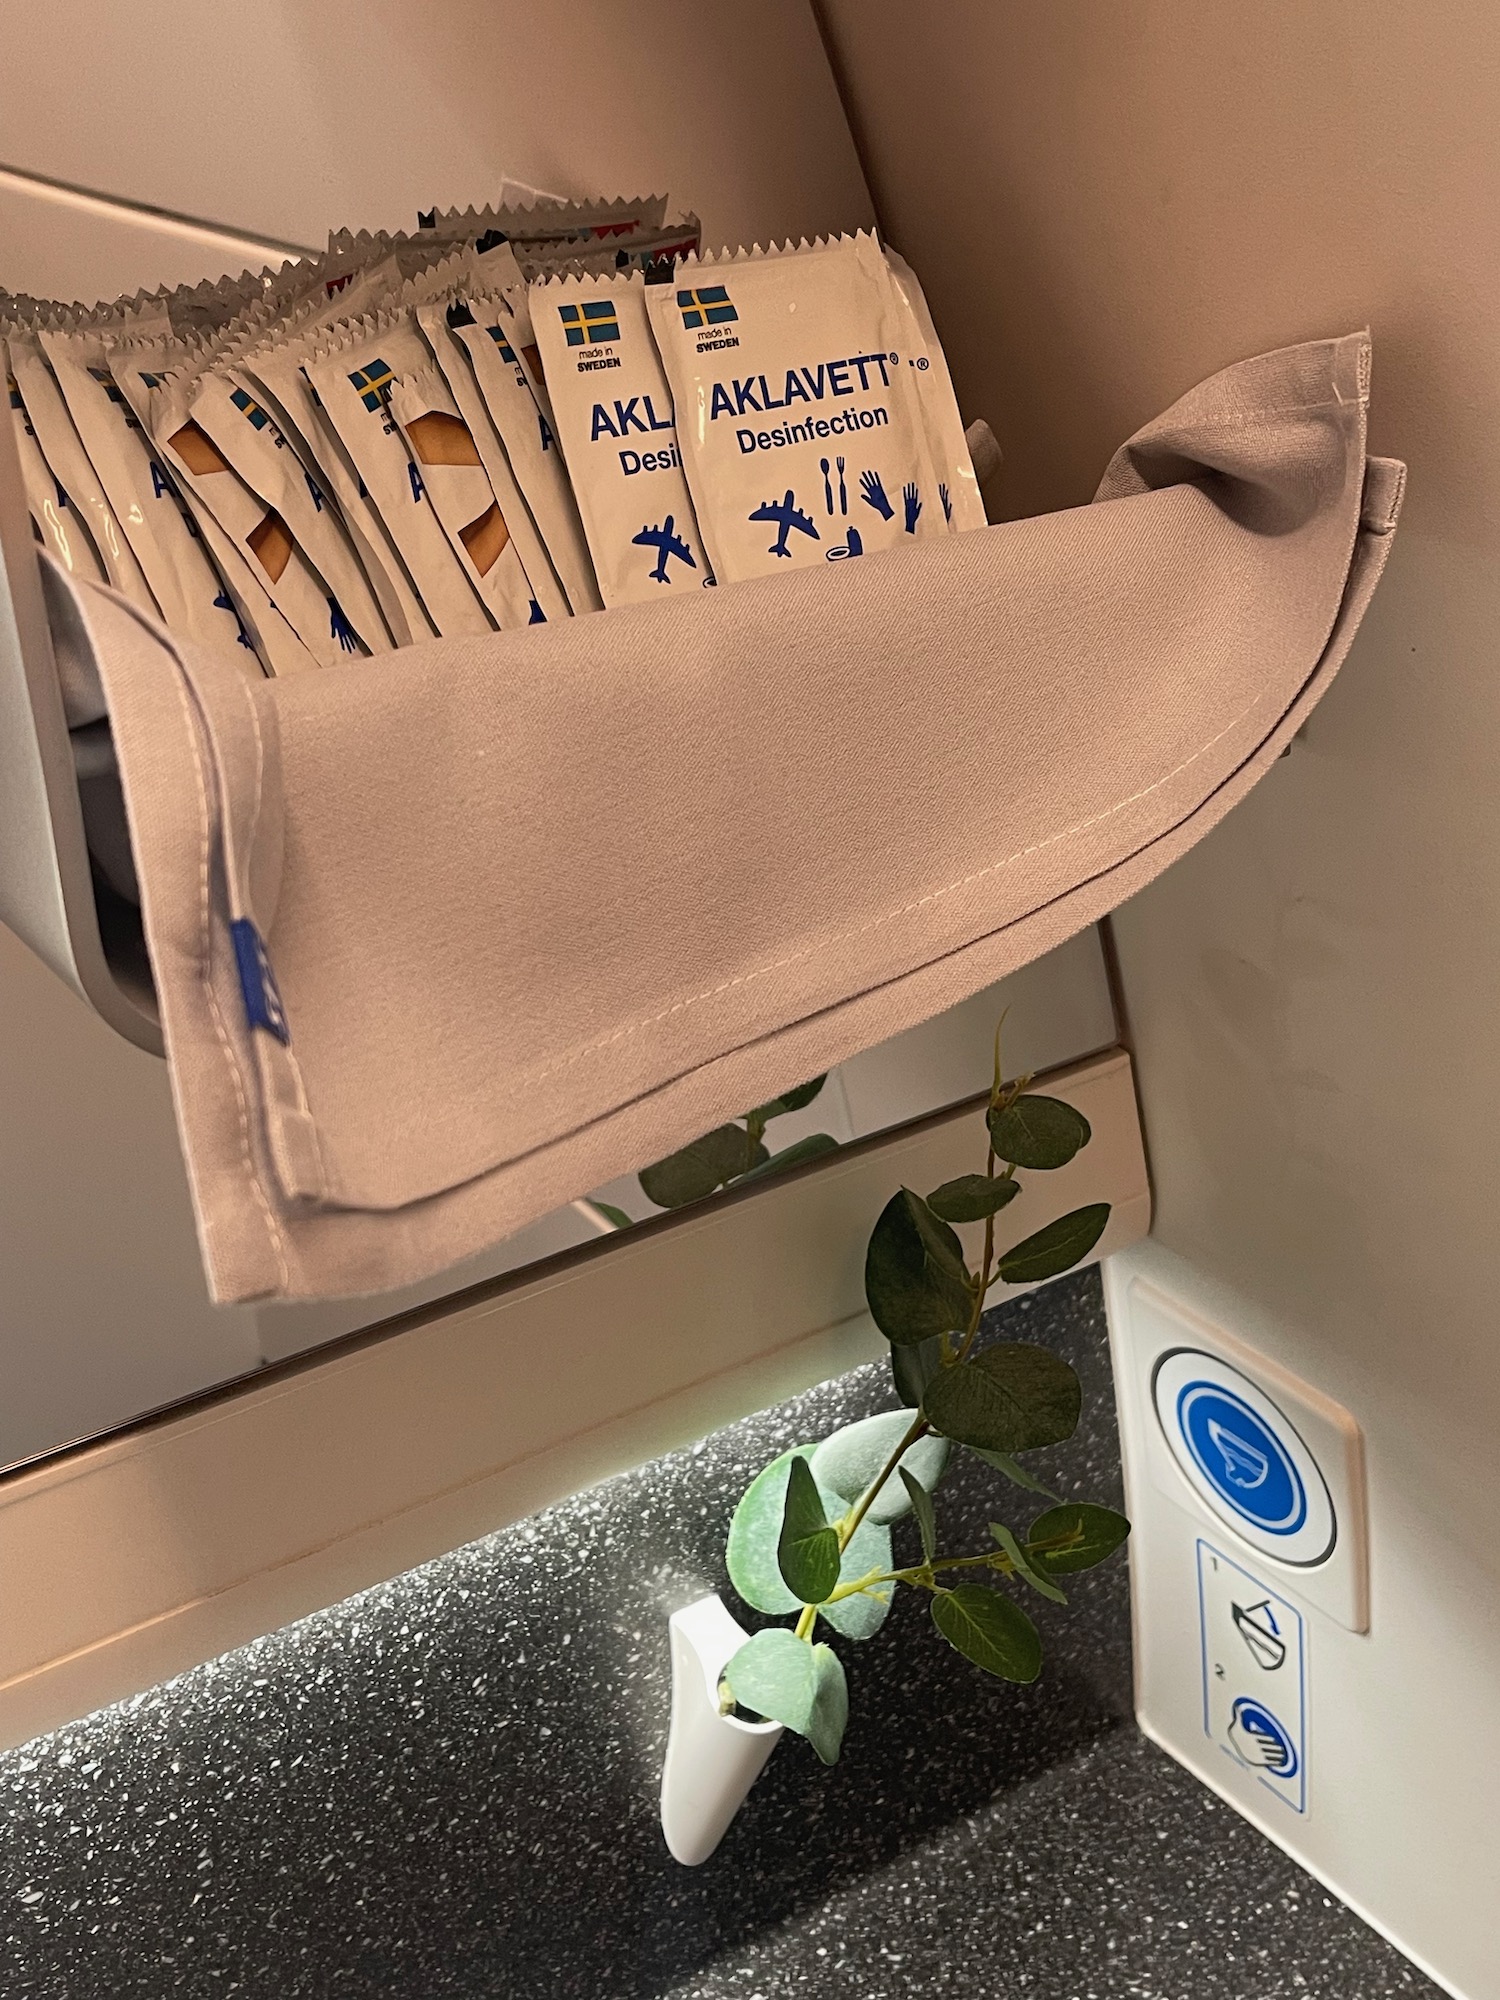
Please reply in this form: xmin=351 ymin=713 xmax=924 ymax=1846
xmin=859 ymin=466 xmax=895 ymax=520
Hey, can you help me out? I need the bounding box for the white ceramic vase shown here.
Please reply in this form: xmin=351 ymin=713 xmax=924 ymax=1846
xmin=660 ymin=1594 xmax=783 ymax=1865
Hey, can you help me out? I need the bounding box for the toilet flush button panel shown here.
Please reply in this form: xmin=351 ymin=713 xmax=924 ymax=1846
xmin=1153 ymin=1349 xmax=1336 ymax=1566
xmin=1125 ymin=1279 xmax=1369 ymax=1633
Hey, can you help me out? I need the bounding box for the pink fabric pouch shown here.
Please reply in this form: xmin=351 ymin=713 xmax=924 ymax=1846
xmin=49 ymin=331 xmax=1403 ymax=1302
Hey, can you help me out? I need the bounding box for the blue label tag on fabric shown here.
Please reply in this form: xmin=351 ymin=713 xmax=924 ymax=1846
xmin=230 ymin=918 xmax=290 ymax=1045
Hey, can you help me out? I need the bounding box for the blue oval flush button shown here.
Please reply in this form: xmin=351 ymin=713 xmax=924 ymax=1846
xmin=1179 ymin=1383 xmax=1305 ymax=1532
xmin=1153 ymin=1349 xmax=1336 ymax=1565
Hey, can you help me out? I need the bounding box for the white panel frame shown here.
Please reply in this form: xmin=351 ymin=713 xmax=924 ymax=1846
xmin=1106 ymin=1240 xmax=1474 ymax=2000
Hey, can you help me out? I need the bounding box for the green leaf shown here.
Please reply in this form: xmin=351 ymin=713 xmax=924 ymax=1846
xmin=727 ymin=1448 xmax=818 ymax=1614
xmin=590 ymin=1201 xmax=635 ymax=1230
xmin=926 ymin=1173 xmax=1022 ymax=1224
xmin=864 ymin=1189 xmax=974 ymax=1346
xmin=989 ymin=1520 xmax=1068 ymax=1604
xmin=921 ymin=1342 xmax=1080 ymax=1453
xmin=721 ymin=1629 xmax=849 ymax=1764
xmin=820 ymin=1560 xmax=893 ymax=1640
xmin=733 ymin=1133 xmax=839 ymax=1186
xmin=809 ymin=1410 xmax=950 ymax=1524
xmin=996 ymin=1203 xmax=1110 ymax=1284
xmin=638 ymin=1125 xmax=767 ymax=1209
xmin=930 ymin=1584 xmax=1042 ymax=1683
xmin=777 ymin=1457 xmax=841 ymax=1605
xmin=891 ymin=1335 xmax=944 ymax=1409
xmin=749 ymin=1075 xmax=828 ymax=1121
xmin=726 ymin=1447 xmax=893 ymax=1638
xmin=900 ymin=1466 xmax=937 ymax=1565
xmin=1027 ymin=1501 xmax=1131 ymax=1576
xmin=987 ymin=1094 xmax=1092 ymax=1170
xmin=967 ymin=1445 xmax=1061 ymax=1502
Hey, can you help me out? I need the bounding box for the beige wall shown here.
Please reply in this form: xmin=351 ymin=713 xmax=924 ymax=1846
xmin=820 ymin=1 xmax=1497 ymax=536
xmin=819 ymin=3 xmax=1500 ymax=1981
xmin=820 ymin=0 xmax=1500 ymax=1554
xmin=0 ymin=0 xmax=872 ymax=271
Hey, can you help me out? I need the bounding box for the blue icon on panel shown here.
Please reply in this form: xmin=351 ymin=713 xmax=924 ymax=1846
xmin=1176 ymin=1382 xmax=1307 ymax=1535
xmin=1228 ymin=1696 xmax=1299 ymax=1779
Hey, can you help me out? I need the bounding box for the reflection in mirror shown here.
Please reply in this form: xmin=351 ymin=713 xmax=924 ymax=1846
xmin=0 ymin=926 xmax=1116 ymax=1474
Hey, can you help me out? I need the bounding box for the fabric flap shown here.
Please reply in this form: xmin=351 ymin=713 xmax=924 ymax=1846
xmin=65 ymin=331 xmax=1402 ymax=1302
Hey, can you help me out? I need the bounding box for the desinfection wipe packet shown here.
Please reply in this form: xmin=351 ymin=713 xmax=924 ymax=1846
xmin=240 ymin=332 xmax=431 ymax=647
xmin=386 ymin=366 xmax=545 ymax=629
xmin=422 ymin=294 xmax=599 ymax=613
xmin=410 ymin=303 xmax=572 ymax=619
xmin=139 ymin=373 xmax=369 ymax=667
xmin=415 ymin=195 xmax=668 ymax=254
xmin=7 ymin=359 xmax=107 ymax=583
xmin=882 ymin=248 xmax=985 ymax=532
xmin=38 ymin=321 xmax=278 ymax=664
xmin=16 ymin=315 xmax=271 ymax=674
xmin=103 ymin=316 xmax=361 ymax=668
xmin=493 ymin=283 xmax=554 ymax=425
xmin=530 ymin=269 xmax=711 ymax=608
xmin=233 ymin=252 xmax=460 ymax=646
xmin=101 ymin=322 xmax=333 ymax=676
xmin=518 ymin=219 xmax=701 ymax=283
xmin=9 ymin=332 xmax=163 ymax=611
xmin=301 ymin=308 xmax=494 ymax=638
xmin=398 ymin=235 xmax=574 ymax=623
xmin=645 ymin=232 xmax=944 ymax=584
xmin=166 ymin=359 xmax=394 ymax=653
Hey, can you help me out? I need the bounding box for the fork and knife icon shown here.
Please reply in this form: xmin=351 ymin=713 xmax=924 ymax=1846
xmin=820 ymin=455 xmax=847 ymax=516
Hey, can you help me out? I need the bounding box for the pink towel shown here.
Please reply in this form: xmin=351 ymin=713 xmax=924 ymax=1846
xmin=55 ymin=331 xmax=1402 ymax=1302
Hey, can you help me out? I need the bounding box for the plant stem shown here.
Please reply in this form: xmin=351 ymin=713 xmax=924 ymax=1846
xmin=820 ymin=1566 xmax=889 ymax=1605
xmin=953 ymin=1144 xmax=1008 ymax=1368
xmin=836 ymin=1411 xmax=929 ymax=1552
xmin=814 ymin=1086 xmax=1017 ymax=1622
xmin=821 ymin=1549 xmax=1019 ymax=1602
xmin=797 ymin=1493 xmax=1086 ymax=1638
xmin=837 ymin=1521 xmax=1090 ymax=1602
xmin=793 ymin=1061 xmax=1072 ymax=1644
xmin=891 ymin=1549 xmax=1015 ymax=1586
xmin=845 ymin=1063 xmax=1028 ymax=1544
xmin=797 ymin=1409 xmax=933 ymax=1644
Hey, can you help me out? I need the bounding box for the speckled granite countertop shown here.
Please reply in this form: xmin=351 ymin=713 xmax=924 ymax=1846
xmin=0 ymin=1272 xmax=1438 ymax=1998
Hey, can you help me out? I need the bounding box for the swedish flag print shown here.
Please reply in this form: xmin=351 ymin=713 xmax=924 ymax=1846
xmin=677 ymin=284 xmax=737 ymax=331
xmin=348 ymin=358 xmax=395 ymax=412
xmin=230 ymin=386 xmax=271 ymax=430
xmin=558 ymin=299 xmax=620 ymax=347
xmin=87 ymin=366 xmax=129 ymax=407
xmin=485 ymin=326 xmax=519 ymax=365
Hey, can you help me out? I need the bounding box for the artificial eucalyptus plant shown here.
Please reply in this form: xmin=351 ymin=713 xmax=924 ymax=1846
xmin=705 ymin=1029 xmax=1130 ymax=1765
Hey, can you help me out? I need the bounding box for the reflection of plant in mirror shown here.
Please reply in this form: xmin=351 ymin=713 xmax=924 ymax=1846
xmin=632 ymin=1075 xmax=838 ymax=1215
xmin=716 ymin=1024 xmax=1130 ymax=1765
